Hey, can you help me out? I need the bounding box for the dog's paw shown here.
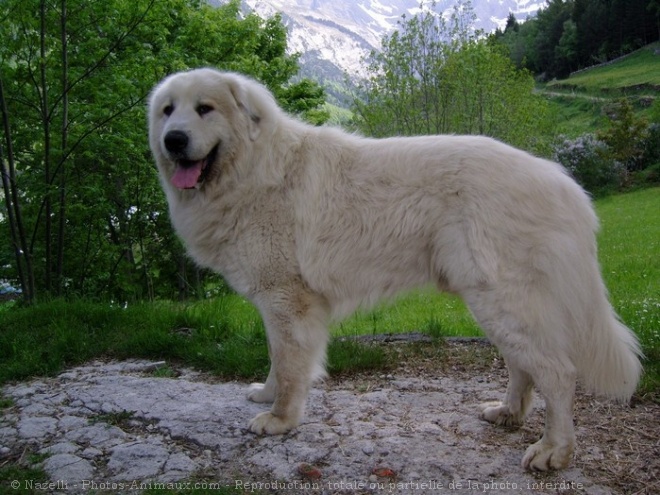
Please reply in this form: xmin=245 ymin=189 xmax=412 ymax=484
xmin=479 ymin=401 xmax=524 ymax=427
xmin=247 ymin=383 xmax=275 ymax=403
xmin=248 ymin=412 xmax=297 ymax=435
xmin=522 ymin=439 xmax=574 ymax=471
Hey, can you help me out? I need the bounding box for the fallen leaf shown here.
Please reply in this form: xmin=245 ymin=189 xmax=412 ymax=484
xmin=372 ymin=467 xmax=396 ymax=478
xmin=298 ymin=463 xmax=323 ymax=480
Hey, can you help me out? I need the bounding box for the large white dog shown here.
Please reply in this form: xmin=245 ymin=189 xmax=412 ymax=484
xmin=148 ymin=68 xmax=642 ymax=471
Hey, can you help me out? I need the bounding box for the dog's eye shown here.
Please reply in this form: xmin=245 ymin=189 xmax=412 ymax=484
xmin=163 ymin=105 xmax=174 ymax=117
xmin=197 ymin=104 xmax=213 ymax=117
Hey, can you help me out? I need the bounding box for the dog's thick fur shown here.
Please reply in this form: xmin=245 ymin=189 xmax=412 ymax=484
xmin=148 ymin=68 xmax=642 ymax=471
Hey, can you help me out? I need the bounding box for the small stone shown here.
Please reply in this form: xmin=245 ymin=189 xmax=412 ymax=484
xmin=107 ymin=442 xmax=170 ymax=481
xmin=164 ymin=453 xmax=197 ymax=473
xmin=80 ymin=447 xmax=103 ymax=459
xmin=43 ymin=454 xmax=94 ymax=484
xmin=39 ymin=442 xmax=78 ymax=455
xmin=18 ymin=416 xmax=57 ymax=439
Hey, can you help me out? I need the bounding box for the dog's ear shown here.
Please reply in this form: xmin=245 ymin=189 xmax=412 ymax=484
xmin=228 ymin=79 xmax=261 ymax=142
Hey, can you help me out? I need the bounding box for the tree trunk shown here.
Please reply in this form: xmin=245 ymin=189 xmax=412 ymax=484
xmin=0 ymin=78 xmax=36 ymax=304
xmin=40 ymin=0 xmax=53 ymax=294
xmin=56 ymin=0 xmax=69 ymax=295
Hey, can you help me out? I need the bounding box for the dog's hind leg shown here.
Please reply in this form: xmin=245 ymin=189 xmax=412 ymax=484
xmin=462 ymin=288 xmax=577 ymax=470
xmin=521 ymin=367 xmax=576 ymax=471
xmin=247 ymin=287 xmax=330 ymax=435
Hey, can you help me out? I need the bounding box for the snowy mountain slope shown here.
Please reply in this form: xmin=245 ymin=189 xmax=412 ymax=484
xmin=221 ymin=1 xmax=545 ymax=85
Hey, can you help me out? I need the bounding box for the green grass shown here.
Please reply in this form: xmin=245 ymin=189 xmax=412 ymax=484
xmin=332 ymin=289 xmax=480 ymax=338
xmin=0 ymin=466 xmax=49 ymax=495
xmin=0 ymin=189 xmax=658 ymax=395
xmin=544 ymin=94 xmax=608 ymax=137
xmin=0 ymin=297 xmax=268 ymax=385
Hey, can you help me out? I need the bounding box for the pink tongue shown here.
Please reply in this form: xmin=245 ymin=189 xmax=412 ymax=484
xmin=171 ymin=162 xmax=203 ymax=189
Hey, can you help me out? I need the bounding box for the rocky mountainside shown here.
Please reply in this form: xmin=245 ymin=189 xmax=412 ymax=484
xmin=236 ymin=0 xmax=544 ymax=84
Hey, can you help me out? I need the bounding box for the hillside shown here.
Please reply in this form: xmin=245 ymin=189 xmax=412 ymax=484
xmin=548 ymin=43 xmax=660 ymax=93
xmin=539 ymin=43 xmax=660 ymax=137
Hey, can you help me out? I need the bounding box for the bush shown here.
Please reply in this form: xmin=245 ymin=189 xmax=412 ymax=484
xmin=552 ymin=134 xmax=625 ymax=195
xmin=597 ymin=99 xmax=650 ymax=172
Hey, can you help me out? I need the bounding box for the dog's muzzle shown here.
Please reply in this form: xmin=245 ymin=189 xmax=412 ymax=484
xmin=163 ymin=130 xmax=218 ymax=189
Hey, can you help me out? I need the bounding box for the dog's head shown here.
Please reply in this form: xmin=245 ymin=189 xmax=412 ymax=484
xmin=148 ymin=69 xmax=272 ymax=191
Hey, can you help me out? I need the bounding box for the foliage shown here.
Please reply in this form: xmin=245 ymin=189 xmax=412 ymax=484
xmin=549 ymin=95 xmax=658 ymax=193
xmin=597 ymin=99 xmax=650 ymax=171
xmin=551 ymin=96 xmax=658 ymax=193
xmin=552 ymin=134 xmax=625 ymax=194
xmin=0 ymin=0 xmax=326 ymax=303
xmin=493 ymin=0 xmax=659 ymax=80
xmin=352 ymin=0 xmax=551 ymax=152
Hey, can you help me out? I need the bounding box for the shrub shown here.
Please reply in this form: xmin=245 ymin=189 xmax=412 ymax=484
xmin=552 ymin=134 xmax=625 ymax=195
xmin=597 ymin=99 xmax=650 ymax=172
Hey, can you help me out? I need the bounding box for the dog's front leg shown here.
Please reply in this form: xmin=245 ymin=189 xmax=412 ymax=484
xmin=247 ymin=289 xmax=329 ymax=435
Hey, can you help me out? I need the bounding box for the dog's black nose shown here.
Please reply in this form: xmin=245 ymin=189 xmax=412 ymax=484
xmin=164 ymin=130 xmax=189 ymax=153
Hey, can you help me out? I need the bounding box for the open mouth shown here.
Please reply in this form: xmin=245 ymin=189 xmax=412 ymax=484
xmin=171 ymin=144 xmax=219 ymax=190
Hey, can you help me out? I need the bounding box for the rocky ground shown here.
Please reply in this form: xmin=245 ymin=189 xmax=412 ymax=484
xmin=1 ymin=340 xmax=658 ymax=494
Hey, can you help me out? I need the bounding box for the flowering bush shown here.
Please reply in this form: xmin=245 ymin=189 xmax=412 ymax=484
xmin=552 ymin=134 xmax=626 ymax=195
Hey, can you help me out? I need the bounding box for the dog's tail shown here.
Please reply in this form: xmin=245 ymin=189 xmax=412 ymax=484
xmin=549 ymin=182 xmax=643 ymax=401
xmin=578 ymin=304 xmax=642 ymax=401
xmin=577 ymin=297 xmax=643 ymax=401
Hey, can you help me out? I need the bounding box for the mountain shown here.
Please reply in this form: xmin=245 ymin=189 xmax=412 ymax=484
xmin=215 ymin=1 xmax=545 ymax=99
xmin=237 ymin=0 xmax=545 ymax=80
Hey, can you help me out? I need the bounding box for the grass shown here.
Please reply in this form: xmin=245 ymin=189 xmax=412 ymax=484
xmin=0 ymin=189 xmax=658 ymax=396
xmin=333 ymin=289 xmax=481 ymax=338
xmin=544 ymin=94 xmax=609 ymax=137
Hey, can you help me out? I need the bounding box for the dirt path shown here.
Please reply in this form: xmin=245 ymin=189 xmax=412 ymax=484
xmin=1 ymin=341 xmax=658 ymax=494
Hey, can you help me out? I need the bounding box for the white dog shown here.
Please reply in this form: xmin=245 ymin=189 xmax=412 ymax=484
xmin=148 ymin=68 xmax=642 ymax=471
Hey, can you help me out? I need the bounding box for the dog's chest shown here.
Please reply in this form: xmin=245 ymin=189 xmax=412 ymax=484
xmin=169 ymin=191 xmax=298 ymax=296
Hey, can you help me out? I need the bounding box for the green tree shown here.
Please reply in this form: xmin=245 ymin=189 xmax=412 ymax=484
xmin=597 ymin=99 xmax=650 ymax=172
xmin=0 ymin=0 xmax=326 ymax=303
xmin=353 ymin=1 xmax=550 ymax=151
xmin=556 ymin=19 xmax=578 ymax=75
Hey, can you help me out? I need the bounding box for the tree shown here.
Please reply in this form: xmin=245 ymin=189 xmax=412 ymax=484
xmin=505 ymin=13 xmax=520 ymax=34
xmin=496 ymin=0 xmax=660 ymax=79
xmin=597 ymin=99 xmax=650 ymax=172
xmin=0 ymin=0 xmax=326 ymax=303
xmin=555 ymin=19 xmax=579 ymax=76
xmin=353 ymin=1 xmax=550 ymax=151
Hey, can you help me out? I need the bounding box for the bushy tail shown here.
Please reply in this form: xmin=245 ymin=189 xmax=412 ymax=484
xmin=578 ymin=300 xmax=643 ymax=401
xmin=551 ymin=182 xmax=643 ymax=401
